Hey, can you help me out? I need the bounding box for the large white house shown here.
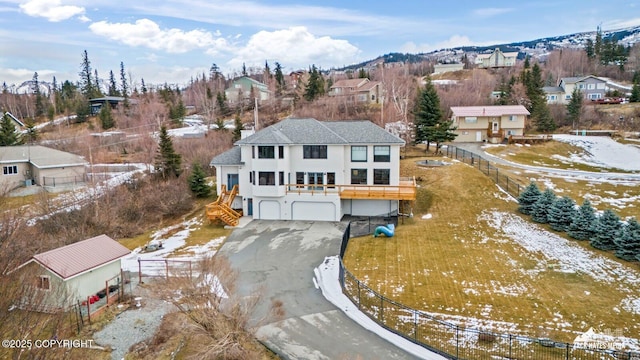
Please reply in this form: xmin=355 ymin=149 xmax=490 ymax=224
xmin=208 ymin=118 xmax=415 ymax=222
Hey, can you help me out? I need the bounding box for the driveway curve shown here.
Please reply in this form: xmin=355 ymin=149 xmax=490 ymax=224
xmin=217 ymin=220 xmax=422 ymax=360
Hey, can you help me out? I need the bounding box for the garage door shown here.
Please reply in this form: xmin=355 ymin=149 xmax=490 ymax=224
xmin=259 ymin=200 xmax=281 ymax=220
xmin=291 ymin=201 xmax=336 ymax=221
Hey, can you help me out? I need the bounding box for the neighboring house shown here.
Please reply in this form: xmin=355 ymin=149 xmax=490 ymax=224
xmin=476 ymin=48 xmax=518 ymax=68
xmin=209 ymin=118 xmax=416 ymax=222
xmin=433 ymin=63 xmax=464 ymax=74
xmin=544 ymin=75 xmax=608 ymax=104
xmin=224 ymin=77 xmax=270 ymax=104
xmin=4 ymin=111 xmax=25 ymax=129
xmin=89 ymin=96 xmax=138 ymax=115
xmin=450 ymin=105 xmax=530 ymax=143
xmin=329 ymin=78 xmax=382 ymax=104
xmin=0 ymin=145 xmax=88 ymax=190
xmin=13 ymin=234 xmax=131 ymax=313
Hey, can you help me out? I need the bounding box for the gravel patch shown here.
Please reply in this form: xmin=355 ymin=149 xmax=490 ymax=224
xmin=93 ymin=283 xmax=175 ymax=360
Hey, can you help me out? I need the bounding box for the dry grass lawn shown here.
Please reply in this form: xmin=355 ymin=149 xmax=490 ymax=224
xmin=343 ymin=155 xmax=640 ymax=344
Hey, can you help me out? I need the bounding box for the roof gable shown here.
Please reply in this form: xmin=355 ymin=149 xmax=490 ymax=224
xmin=330 ymin=78 xmax=369 ymax=89
xmin=32 ymin=234 xmax=130 ymax=280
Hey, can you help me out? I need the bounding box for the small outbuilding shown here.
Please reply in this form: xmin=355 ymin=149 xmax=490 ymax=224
xmin=14 ymin=235 xmax=131 ymax=312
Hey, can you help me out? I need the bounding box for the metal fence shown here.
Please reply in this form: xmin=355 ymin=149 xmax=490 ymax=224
xmin=42 ymin=174 xmax=87 ymax=187
xmin=444 ymin=145 xmax=525 ymax=199
xmin=336 ymin=148 xmax=640 ymax=359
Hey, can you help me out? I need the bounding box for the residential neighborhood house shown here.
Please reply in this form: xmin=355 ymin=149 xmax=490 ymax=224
xmin=89 ymin=96 xmax=138 ymax=115
xmin=208 ymin=118 xmax=416 ymax=223
xmin=3 ymin=111 xmax=25 ymax=129
xmin=0 ymin=145 xmax=88 ymax=191
xmin=329 ymin=78 xmax=383 ymax=104
xmin=450 ymin=105 xmax=530 ymax=143
xmin=475 ymin=48 xmax=518 ymax=68
xmin=224 ymin=77 xmax=270 ymax=104
xmin=13 ymin=235 xmax=131 ymax=312
xmin=543 ymin=75 xmax=608 ymax=104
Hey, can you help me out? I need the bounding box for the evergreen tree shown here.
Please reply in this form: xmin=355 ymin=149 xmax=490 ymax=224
xmin=432 ymin=118 xmax=458 ymax=151
xmin=141 ymin=78 xmax=148 ymax=95
xmin=99 ymin=102 xmax=115 ymax=130
xmin=566 ymin=88 xmax=583 ymax=129
xmin=0 ymin=113 xmax=23 ymax=146
xmin=188 ymin=163 xmax=212 ymax=198
xmin=93 ymin=69 xmax=102 ymax=97
xmin=568 ymin=200 xmax=597 ymax=240
xmin=232 ymin=112 xmax=243 ymax=142
xmin=242 ymin=62 xmax=248 ymax=77
xmin=32 ymin=72 xmax=45 ymax=118
xmin=74 ymin=101 xmax=91 ymax=123
xmin=303 ymin=65 xmax=324 ymax=102
xmin=108 ymin=70 xmax=120 ymax=96
xmin=274 ymin=62 xmax=285 ymax=96
xmin=120 ymin=61 xmax=129 ymax=107
xmin=24 ymin=119 xmax=38 ymax=143
xmin=531 ymin=188 xmax=556 ymax=223
xmin=630 ymin=82 xmax=640 ymax=103
xmin=216 ymin=91 xmax=229 ymax=117
xmin=358 ymin=68 xmax=369 ymax=79
xmin=518 ymin=181 xmax=542 ymax=215
xmin=548 ymin=196 xmax=576 ymax=232
xmin=590 ymin=209 xmax=621 ymax=251
xmin=155 ymin=126 xmax=182 ymax=179
xmin=614 ymin=218 xmax=640 ymax=261
xmin=413 ymin=77 xmax=442 ymax=152
xmin=79 ymin=50 xmax=95 ymax=99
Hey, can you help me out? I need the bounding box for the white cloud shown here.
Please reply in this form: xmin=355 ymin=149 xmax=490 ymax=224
xmin=20 ymin=0 xmax=85 ymax=22
xmin=226 ymin=26 xmax=360 ymax=70
xmin=400 ymin=35 xmax=498 ymax=53
xmin=472 ymin=7 xmax=514 ymax=18
xmin=89 ymin=18 xmax=230 ymax=54
xmin=0 ymin=67 xmax=56 ymax=85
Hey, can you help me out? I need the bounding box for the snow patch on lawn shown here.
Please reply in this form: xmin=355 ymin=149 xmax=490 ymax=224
xmin=479 ymin=211 xmax=640 ymax=318
xmin=553 ymin=135 xmax=640 ymax=171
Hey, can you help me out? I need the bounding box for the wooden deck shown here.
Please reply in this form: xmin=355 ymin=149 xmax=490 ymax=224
xmin=285 ymin=177 xmax=417 ymax=201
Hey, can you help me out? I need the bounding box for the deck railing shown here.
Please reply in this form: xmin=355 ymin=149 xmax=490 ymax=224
xmin=284 ymin=177 xmax=416 ymax=200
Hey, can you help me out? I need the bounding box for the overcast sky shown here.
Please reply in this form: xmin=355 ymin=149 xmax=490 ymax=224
xmin=1 ymin=0 xmax=639 ymax=87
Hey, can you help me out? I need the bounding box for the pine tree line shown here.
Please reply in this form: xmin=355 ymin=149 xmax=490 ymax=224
xmin=518 ymin=182 xmax=640 ymax=262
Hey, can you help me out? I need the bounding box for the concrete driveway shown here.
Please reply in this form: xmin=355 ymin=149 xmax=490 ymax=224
xmin=217 ymin=220 xmax=420 ymax=360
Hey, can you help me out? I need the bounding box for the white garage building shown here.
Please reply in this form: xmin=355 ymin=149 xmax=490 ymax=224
xmin=210 ymin=118 xmax=415 ymax=222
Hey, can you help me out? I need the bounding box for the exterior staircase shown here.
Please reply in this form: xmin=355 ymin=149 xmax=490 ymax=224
xmin=205 ymin=184 xmax=242 ymax=226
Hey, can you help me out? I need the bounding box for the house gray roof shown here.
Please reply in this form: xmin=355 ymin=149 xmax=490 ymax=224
xmin=210 ymin=146 xmax=242 ymax=166
xmin=31 ymin=234 xmax=130 ymax=280
xmin=235 ymin=118 xmax=404 ymax=146
xmin=560 ymin=75 xmax=605 ymax=84
xmin=543 ymin=86 xmax=564 ymax=93
xmin=0 ymin=145 xmax=88 ymax=168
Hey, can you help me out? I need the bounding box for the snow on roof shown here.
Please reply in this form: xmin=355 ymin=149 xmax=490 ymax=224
xmin=32 ymin=234 xmax=130 ymax=280
xmin=451 ymin=105 xmax=530 ymax=117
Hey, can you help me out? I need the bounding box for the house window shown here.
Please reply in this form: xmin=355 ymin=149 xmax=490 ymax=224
xmin=279 ymin=171 xmax=284 ymax=186
xmin=278 ymin=146 xmax=284 ymax=159
xmin=251 ymin=146 xmax=255 ymax=159
xmin=464 ymin=117 xmax=477 ymax=123
xmin=303 ymin=145 xmax=327 ymax=159
xmin=374 ymin=146 xmax=390 ymax=162
xmin=327 ymin=172 xmax=335 ymax=189
xmin=462 ymin=131 xmax=469 ymax=135
xmin=308 ymin=172 xmax=323 ymax=190
xmin=296 ymin=172 xmax=304 ymax=186
xmin=351 ymin=169 xmax=367 ymax=184
xmin=258 ymin=172 xmax=275 ymax=186
xmin=509 ymin=115 xmax=517 ymax=121
xmin=351 ymin=146 xmax=367 ymax=162
xmin=374 ymin=169 xmax=390 ymax=185
xmin=251 ymin=171 xmax=255 ymax=185
xmin=258 ymin=146 xmax=275 ymax=159
xmin=587 ymin=84 xmax=595 ymax=90
xmin=578 ymin=84 xmax=585 ymax=89
xmin=565 ymin=95 xmax=572 ymax=100
xmin=507 ymin=130 xmax=515 ymax=135
xmin=38 ymin=276 xmax=50 ymax=290
xmin=3 ymin=165 xmax=18 ymax=175
xmin=588 ymin=93 xmax=602 ymax=100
